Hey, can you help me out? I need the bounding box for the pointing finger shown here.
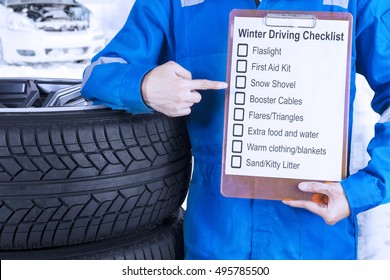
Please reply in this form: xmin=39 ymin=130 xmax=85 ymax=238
xmin=188 ymin=79 xmax=228 ymax=91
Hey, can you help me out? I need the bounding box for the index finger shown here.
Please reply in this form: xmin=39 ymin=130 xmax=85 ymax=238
xmin=188 ymin=79 xmax=228 ymax=91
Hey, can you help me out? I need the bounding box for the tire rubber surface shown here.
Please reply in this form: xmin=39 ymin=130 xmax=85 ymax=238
xmin=0 ymin=109 xmax=191 ymax=250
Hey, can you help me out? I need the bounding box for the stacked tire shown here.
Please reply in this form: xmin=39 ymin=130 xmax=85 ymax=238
xmin=0 ymin=79 xmax=192 ymax=260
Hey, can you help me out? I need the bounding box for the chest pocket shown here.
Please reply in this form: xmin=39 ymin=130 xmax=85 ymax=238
xmin=174 ymin=1 xmax=254 ymax=59
xmin=174 ymin=2 xmax=228 ymax=59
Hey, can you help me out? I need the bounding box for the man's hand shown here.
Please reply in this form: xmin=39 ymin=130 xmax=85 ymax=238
xmin=141 ymin=61 xmax=228 ymax=117
xmin=282 ymin=182 xmax=351 ymax=225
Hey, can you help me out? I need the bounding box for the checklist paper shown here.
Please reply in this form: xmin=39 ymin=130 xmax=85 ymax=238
xmin=221 ymin=10 xmax=352 ymax=200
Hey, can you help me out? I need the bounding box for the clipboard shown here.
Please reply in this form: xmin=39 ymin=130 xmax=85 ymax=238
xmin=221 ymin=10 xmax=353 ymax=201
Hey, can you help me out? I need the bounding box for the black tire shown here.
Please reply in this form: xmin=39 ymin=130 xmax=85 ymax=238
xmin=0 ymin=208 xmax=184 ymax=260
xmin=0 ymin=79 xmax=192 ymax=250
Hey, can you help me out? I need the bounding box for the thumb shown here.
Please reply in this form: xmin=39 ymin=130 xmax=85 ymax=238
xmin=171 ymin=62 xmax=192 ymax=80
xmin=298 ymin=182 xmax=331 ymax=194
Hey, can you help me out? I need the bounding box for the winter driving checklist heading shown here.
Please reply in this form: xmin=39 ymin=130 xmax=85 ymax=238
xmin=221 ymin=11 xmax=352 ymax=200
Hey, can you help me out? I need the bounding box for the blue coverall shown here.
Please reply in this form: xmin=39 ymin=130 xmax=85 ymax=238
xmin=81 ymin=0 xmax=390 ymax=259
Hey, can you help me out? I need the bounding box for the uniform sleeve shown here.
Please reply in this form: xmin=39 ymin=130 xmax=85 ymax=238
xmin=341 ymin=0 xmax=390 ymax=216
xmin=80 ymin=0 xmax=173 ymax=114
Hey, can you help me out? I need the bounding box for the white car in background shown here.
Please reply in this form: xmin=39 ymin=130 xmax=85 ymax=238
xmin=0 ymin=0 xmax=105 ymax=64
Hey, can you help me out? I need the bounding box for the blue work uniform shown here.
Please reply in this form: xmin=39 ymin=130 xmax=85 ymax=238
xmin=81 ymin=0 xmax=390 ymax=259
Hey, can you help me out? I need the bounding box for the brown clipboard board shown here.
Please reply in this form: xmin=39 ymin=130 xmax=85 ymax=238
xmin=221 ymin=10 xmax=353 ymax=201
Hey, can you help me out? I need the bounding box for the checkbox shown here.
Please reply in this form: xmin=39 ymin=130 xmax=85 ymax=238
xmin=234 ymin=108 xmax=245 ymax=121
xmin=233 ymin=124 xmax=244 ymax=137
xmin=235 ymin=76 xmax=246 ymax=89
xmin=232 ymin=140 xmax=243 ymax=153
xmin=235 ymin=92 xmax=245 ymax=105
xmin=231 ymin=155 xmax=242 ymax=168
xmin=237 ymin=44 xmax=248 ymax=57
xmin=236 ymin=60 xmax=247 ymax=73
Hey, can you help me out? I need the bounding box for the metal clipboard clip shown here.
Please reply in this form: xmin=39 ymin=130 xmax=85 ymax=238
xmin=265 ymin=13 xmax=317 ymax=28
